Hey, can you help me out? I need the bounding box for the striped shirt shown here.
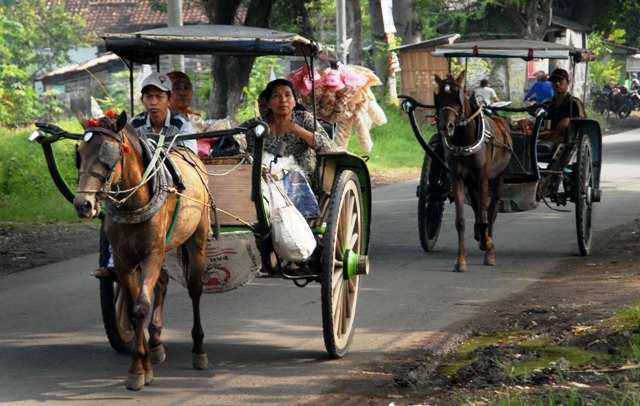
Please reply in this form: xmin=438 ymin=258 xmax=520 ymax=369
xmin=130 ymin=110 xmax=196 ymax=153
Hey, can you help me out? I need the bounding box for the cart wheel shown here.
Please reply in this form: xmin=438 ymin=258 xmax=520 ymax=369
xmin=100 ymin=278 xmax=134 ymax=353
xmin=418 ymin=155 xmax=445 ymax=252
xmin=575 ymin=135 xmax=594 ymax=256
xmin=321 ymin=170 xmax=363 ymax=359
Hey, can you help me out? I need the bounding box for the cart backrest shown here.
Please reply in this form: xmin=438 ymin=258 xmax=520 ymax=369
xmin=204 ymin=155 xmax=257 ymax=226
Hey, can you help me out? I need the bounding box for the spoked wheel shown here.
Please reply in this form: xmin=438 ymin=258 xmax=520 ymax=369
xmin=418 ymin=155 xmax=446 ymax=252
xmin=100 ymin=278 xmax=134 ymax=353
xmin=575 ymin=136 xmax=594 ymax=256
xmin=321 ymin=170 xmax=366 ymax=359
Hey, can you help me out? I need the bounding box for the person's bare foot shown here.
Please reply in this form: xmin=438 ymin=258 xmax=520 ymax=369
xmin=93 ymin=267 xmax=114 ymax=279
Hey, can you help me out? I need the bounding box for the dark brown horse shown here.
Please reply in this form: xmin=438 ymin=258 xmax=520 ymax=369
xmin=73 ymin=112 xmax=210 ymax=390
xmin=434 ymin=72 xmax=512 ymax=272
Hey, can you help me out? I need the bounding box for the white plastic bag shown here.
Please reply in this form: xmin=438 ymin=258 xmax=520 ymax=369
xmin=266 ymin=175 xmax=316 ymax=262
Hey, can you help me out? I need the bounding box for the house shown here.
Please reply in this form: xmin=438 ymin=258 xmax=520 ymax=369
xmin=38 ymin=0 xmax=211 ymax=115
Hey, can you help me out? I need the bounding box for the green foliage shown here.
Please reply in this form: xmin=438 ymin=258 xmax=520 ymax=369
xmin=588 ymin=32 xmax=625 ymax=87
xmin=0 ymin=0 xmax=87 ymax=127
xmin=235 ymin=56 xmax=283 ymax=122
xmin=0 ymin=119 xmax=82 ymax=223
xmin=347 ymin=104 xmax=433 ymax=170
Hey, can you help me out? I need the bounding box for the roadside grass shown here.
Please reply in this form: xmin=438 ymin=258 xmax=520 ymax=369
xmin=347 ymin=103 xmax=433 ymax=173
xmin=0 ymin=119 xmax=82 ymax=223
xmin=1 ymin=105 xmax=429 ymax=223
xmin=438 ymin=331 xmax=608 ymax=380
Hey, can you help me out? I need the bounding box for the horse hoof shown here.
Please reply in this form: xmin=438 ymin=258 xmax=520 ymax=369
xmin=144 ymin=369 xmax=154 ymax=386
xmin=453 ymin=262 xmax=468 ymax=273
xmin=192 ymin=353 xmax=209 ymax=370
xmin=150 ymin=344 xmax=166 ymax=364
xmin=125 ymin=373 xmax=145 ymax=391
xmin=484 ymin=253 xmax=496 ymax=266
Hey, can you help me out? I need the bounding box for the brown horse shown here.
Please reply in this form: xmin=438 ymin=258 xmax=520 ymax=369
xmin=434 ymin=72 xmax=512 ymax=272
xmin=73 ymin=112 xmax=210 ymax=390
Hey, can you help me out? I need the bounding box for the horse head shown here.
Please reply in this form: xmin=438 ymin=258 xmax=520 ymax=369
xmin=434 ymin=71 xmax=467 ymax=138
xmin=73 ymin=111 xmax=131 ymax=219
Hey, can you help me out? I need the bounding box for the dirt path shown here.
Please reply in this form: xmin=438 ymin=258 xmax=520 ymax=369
xmin=0 ymin=222 xmax=99 ymax=275
xmin=309 ymin=218 xmax=640 ymax=405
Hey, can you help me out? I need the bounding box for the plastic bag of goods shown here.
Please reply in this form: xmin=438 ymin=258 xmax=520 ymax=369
xmin=283 ymin=170 xmax=320 ymax=218
xmin=164 ymin=231 xmax=261 ymax=293
xmin=266 ymin=175 xmax=317 ymax=262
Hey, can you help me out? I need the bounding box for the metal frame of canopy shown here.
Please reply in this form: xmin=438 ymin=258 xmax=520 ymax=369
xmin=102 ymin=24 xmax=324 ymax=115
xmin=432 ymin=39 xmax=591 ymax=61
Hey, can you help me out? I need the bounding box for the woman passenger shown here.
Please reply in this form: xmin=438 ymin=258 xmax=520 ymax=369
xmin=246 ymin=79 xmax=338 ymax=182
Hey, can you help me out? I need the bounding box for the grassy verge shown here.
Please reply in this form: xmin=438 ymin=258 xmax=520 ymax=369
xmin=347 ymin=103 xmax=433 ymax=178
xmin=0 ymin=119 xmax=83 ymax=223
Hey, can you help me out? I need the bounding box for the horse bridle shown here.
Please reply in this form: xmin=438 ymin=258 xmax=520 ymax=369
xmin=77 ymin=126 xmax=129 ymax=195
xmin=436 ymin=82 xmax=487 ymax=157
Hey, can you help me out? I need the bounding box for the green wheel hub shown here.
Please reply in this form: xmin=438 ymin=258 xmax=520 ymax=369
xmin=342 ymin=250 xmax=369 ymax=280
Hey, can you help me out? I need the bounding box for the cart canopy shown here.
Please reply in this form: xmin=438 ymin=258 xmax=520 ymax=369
xmin=432 ymin=39 xmax=588 ymax=60
xmin=103 ymin=24 xmax=319 ymax=64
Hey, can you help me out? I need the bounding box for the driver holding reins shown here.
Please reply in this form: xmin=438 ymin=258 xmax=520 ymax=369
xmin=539 ymin=68 xmax=586 ymax=150
xmin=95 ymin=72 xmax=196 ymax=278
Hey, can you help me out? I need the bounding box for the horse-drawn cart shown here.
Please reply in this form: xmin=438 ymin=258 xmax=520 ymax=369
xmin=30 ymin=25 xmax=371 ymax=389
xmin=400 ymin=39 xmax=602 ymax=257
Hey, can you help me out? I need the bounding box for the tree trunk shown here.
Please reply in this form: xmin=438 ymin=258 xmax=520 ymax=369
xmin=202 ymin=0 xmax=273 ymax=120
xmin=502 ymin=0 xmax=553 ymax=40
xmin=346 ymin=0 xmax=362 ymax=65
xmin=369 ymin=0 xmax=388 ymax=97
xmin=393 ymin=0 xmax=421 ymax=44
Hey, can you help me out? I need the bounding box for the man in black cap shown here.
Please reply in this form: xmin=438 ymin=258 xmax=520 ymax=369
xmin=541 ymin=67 xmax=585 ymax=147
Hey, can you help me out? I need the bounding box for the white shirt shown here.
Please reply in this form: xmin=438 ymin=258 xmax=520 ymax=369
xmin=474 ymin=87 xmax=498 ymax=104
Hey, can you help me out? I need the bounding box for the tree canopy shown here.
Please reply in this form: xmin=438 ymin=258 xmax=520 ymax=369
xmin=0 ymin=0 xmax=87 ymax=126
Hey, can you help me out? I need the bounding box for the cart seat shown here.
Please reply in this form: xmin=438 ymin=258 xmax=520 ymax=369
xmin=536 ymin=141 xmax=555 ymax=162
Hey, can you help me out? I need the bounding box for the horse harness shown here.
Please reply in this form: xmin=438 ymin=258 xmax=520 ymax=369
xmin=440 ymin=105 xmax=512 ymax=158
xmin=78 ymin=126 xmax=211 ymax=228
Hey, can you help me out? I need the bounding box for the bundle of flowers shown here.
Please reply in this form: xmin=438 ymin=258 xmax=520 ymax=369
xmin=287 ymin=63 xmax=386 ymax=152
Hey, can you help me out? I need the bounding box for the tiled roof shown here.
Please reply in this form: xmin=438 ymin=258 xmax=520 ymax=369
xmin=59 ymin=0 xmax=209 ymax=35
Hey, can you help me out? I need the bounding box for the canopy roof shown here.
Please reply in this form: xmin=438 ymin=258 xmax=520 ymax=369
xmin=432 ymin=39 xmax=587 ymax=60
xmin=103 ymin=24 xmax=319 ymax=64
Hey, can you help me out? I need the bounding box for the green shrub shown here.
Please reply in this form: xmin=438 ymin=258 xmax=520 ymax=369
xmin=0 ymin=119 xmax=81 ymax=222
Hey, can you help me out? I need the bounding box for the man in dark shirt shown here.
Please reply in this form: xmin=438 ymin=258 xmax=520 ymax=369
xmin=541 ymin=68 xmax=585 ymax=146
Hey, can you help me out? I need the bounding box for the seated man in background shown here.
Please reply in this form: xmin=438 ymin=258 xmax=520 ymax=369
xmin=167 ymin=70 xmax=235 ymax=157
xmin=524 ymin=70 xmax=554 ymax=104
xmin=474 ymin=79 xmax=500 ymax=104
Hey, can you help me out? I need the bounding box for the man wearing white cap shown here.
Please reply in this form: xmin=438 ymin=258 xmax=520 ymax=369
xmin=130 ymin=72 xmax=197 ymax=153
xmin=94 ymin=72 xmax=196 ymax=279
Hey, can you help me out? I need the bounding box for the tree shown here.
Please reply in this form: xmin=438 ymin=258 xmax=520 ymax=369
xmin=346 ymin=0 xmax=363 ymax=65
xmin=201 ymin=0 xmax=274 ymax=120
xmin=0 ymin=0 xmax=86 ymax=126
xmin=393 ymin=0 xmax=421 ymax=44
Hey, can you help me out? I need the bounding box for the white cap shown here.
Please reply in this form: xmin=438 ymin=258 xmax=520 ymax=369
xmin=141 ymin=72 xmax=172 ymax=93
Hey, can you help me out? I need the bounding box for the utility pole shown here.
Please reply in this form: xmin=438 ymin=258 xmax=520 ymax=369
xmin=380 ymin=0 xmax=399 ymax=105
xmin=168 ymin=0 xmax=185 ymax=72
xmin=336 ymin=0 xmax=348 ymax=63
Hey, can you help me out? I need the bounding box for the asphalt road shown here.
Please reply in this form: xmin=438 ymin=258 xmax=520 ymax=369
xmin=1 ymin=130 xmax=639 ymax=405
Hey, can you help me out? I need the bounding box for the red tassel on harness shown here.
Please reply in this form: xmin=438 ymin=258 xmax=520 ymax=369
xmin=105 ymin=110 xmax=118 ymax=119
xmin=121 ymin=142 xmax=132 ymax=155
xmin=87 ymin=118 xmax=100 ymax=127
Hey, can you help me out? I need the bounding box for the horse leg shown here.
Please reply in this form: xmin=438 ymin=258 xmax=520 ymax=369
xmin=185 ymin=217 xmax=209 ymax=370
xmin=148 ymin=267 xmax=169 ymax=364
xmin=119 ymin=270 xmax=147 ymax=391
xmin=453 ymin=178 xmax=468 ymax=272
xmin=484 ymin=177 xmax=503 ymax=266
xmin=478 ymin=173 xmax=491 ymax=252
xmin=127 ymin=254 xmax=164 ymax=389
xmin=466 ymin=180 xmax=482 ymax=242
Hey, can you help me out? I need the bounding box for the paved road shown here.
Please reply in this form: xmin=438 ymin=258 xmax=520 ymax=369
xmin=1 ymin=130 xmax=639 ymax=405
